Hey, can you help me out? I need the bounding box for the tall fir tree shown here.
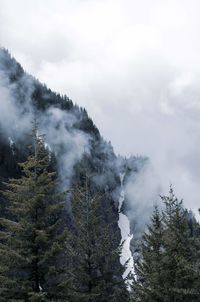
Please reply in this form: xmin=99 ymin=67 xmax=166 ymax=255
xmin=0 ymin=122 xmax=70 ymax=302
xmin=132 ymin=187 xmax=200 ymax=302
xmin=133 ymin=205 xmax=164 ymax=302
xmin=161 ymin=186 xmax=199 ymax=301
xmin=68 ymin=174 xmax=129 ymax=302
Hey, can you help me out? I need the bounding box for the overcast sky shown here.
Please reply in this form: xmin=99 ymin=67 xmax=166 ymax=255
xmin=1 ymin=0 xmax=200 ymax=213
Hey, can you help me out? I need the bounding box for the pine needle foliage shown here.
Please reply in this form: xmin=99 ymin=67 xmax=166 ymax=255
xmin=0 ymin=123 xmax=69 ymax=302
xmin=68 ymin=174 xmax=130 ymax=302
xmin=133 ymin=187 xmax=200 ymax=302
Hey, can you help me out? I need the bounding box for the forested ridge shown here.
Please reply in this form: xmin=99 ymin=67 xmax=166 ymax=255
xmin=0 ymin=49 xmax=200 ymax=301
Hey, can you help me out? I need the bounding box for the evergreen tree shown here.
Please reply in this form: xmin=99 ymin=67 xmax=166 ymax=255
xmin=161 ymin=187 xmax=199 ymax=301
xmin=0 ymin=124 xmax=69 ymax=302
xmin=133 ymin=187 xmax=200 ymax=302
xmin=68 ymin=174 xmax=129 ymax=302
xmin=133 ymin=205 xmax=164 ymax=302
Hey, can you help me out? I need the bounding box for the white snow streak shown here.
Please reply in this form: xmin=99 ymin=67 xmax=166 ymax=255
xmin=118 ymin=173 xmax=134 ymax=283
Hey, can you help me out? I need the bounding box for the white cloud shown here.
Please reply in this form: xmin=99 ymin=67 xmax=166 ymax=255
xmin=1 ymin=0 xmax=200 ymax=214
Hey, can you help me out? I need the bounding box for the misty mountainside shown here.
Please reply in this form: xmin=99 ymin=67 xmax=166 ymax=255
xmin=2 ymin=49 xmax=200 ymax=302
xmin=0 ymin=48 xmax=147 ymax=250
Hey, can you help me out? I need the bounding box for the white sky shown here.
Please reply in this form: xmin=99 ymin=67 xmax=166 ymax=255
xmin=1 ymin=0 xmax=200 ymax=213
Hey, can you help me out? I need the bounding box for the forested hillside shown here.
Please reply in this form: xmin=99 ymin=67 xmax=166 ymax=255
xmin=0 ymin=49 xmax=200 ymax=301
xmin=0 ymin=48 xmax=140 ymax=301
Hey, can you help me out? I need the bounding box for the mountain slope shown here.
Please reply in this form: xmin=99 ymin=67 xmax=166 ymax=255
xmin=0 ymin=48 xmax=147 ymax=277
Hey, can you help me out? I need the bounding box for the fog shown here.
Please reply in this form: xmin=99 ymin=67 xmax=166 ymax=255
xmin=1 ymin=0 xmax=200 ymax=215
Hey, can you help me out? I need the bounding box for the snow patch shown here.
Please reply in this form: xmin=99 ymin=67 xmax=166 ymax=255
xmin=8 ymin=136 xmax=15 ymax=155
xmin=118 ymin=173 xmax=134 ymax=285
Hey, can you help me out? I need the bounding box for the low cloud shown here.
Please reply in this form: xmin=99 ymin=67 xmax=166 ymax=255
xmin=0 ymin=54 xmax=90 ymax=188
xmin=1 ymin=0 xmax=200 ymax=215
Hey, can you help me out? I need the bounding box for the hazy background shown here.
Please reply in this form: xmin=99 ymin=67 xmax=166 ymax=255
xmin=1 ymin=0 xmax=200 ymax=214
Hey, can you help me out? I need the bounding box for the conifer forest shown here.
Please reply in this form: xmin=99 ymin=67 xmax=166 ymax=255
xmin=1 ymin=2 xmax=200 ymax=301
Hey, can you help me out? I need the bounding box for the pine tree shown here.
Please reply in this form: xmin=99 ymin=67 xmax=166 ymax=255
xmin=68 ymin=174 xmax=129 ymax=302
xmin=0 ymin=123 xmax=70 ymax=302
xmin=161 ymin=186 xmax=199 ymax=301
xmin=133 ymin=187 xmax=200 ymax=302
xmin=133 ymin=205 xmax=164 ymax=302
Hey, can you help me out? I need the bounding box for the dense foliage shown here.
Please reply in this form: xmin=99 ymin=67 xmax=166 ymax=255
xmin=0 ymin=125 xmax=128 ymax=301
xmin=132 ymin=187 xmax=200 ymax=302
xmin=0 ymin=125 xmax=69 ymax=301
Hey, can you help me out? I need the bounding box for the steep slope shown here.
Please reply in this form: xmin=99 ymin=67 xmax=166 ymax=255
xmin=0 ymin=48 xmax=147 ymax=280
xmin=0 ymin=48 xmax=118 ymax=187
